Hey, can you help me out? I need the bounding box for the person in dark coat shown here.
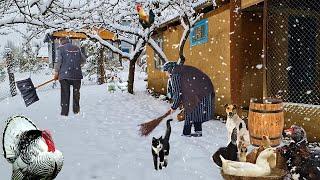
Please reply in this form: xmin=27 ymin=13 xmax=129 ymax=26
xmin=54 ymin=37 xmax=86 ymax=116
xmin=163 ymin=62 xmax=215 ymax=137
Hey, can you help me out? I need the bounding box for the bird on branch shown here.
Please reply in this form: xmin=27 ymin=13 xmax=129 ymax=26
xmin=136 ymin=3 xmax=155 ymax=29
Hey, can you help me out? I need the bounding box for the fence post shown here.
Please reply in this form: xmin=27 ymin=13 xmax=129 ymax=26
xmin=5 ymin=48 xmax=17 ymax=97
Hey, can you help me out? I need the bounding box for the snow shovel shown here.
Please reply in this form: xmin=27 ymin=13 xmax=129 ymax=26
xmin=16 ymin=78 xmax=55 ymax=107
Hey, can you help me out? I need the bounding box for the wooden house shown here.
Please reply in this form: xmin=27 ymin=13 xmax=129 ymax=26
xmin=146 ymin=0 xmax=320 ymax=141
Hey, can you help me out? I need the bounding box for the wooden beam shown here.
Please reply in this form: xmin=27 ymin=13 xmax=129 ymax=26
xmin=230 ymin=0 xmax=243 ymax=105
xmin=262 ymin=0 xmax=268 ymax=98
xmin=241 ymin=0 xmax=264 ymax=9
xmin=52 ymin=28 xmax=115 ymax=40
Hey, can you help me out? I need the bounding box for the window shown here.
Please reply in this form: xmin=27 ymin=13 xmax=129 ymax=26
xmin=154 ymin=35 xmax=164 ymax=69
xmin=190 ymin=19 xmax=208 ymax=47
xmin=122 ymin=48 xmax=130 ymax=53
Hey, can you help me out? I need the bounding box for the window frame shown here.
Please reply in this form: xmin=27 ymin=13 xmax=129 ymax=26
xmin=190 ymin=19 xmax=209 ymax=47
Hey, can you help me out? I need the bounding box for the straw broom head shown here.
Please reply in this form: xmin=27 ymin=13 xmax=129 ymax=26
xmin=139 ymin=110 xmax=171 ymax=136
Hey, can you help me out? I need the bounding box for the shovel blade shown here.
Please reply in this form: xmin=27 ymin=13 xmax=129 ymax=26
xmin=16 ymin=78 xmax=39 ymax=107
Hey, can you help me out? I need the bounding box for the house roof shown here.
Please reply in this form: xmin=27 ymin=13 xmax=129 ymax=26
xmin=158 ymin=0 xmax=216 ymax=29
xmin=44 ymin=28 xmax=115 ymax=42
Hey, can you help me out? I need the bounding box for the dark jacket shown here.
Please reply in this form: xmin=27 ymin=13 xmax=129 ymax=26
xmin=54 ymin=42 xmax=86 ymax=80
xmin=170 ymin=65 xmax=214 ymax=113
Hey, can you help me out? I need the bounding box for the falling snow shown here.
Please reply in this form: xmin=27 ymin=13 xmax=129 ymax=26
xmin=0 ymin=63 xmax=225 ymax=180
xmin=256 ymin=64 xmax=263 ymax=69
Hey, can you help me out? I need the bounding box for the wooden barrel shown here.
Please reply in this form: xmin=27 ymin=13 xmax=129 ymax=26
xmin=248 ymin=98 xmax=284 ymax=147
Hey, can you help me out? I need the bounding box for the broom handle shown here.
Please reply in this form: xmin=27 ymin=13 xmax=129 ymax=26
xmin=161 ymin=110 xmax=172 ymax=119
xmin=35 ymin=79 xmax=55 ymax=89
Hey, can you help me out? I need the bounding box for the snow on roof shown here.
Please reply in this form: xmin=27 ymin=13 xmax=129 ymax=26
xmin=159 ymin=0 xmax=216 ymax=27
xmin=193 ymin=0 xmax=216 ymax=7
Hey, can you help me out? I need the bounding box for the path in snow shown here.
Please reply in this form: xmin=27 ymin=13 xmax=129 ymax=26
xmin=0 ymin=77 xmax=226 ymax=180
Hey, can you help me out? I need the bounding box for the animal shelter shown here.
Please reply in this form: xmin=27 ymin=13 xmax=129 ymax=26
xmin=146 ymin=0 xmax=320 ymax=141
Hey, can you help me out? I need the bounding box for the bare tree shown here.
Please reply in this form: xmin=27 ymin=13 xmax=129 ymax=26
xmin=0 ymin=0 xmax=210 ymax=93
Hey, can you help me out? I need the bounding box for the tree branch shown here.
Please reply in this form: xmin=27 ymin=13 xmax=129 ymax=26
xmin=148 ymin=37 xmax=168 ymax=64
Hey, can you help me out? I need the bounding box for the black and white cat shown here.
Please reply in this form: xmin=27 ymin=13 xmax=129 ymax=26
xmin=151 ymin=119 xmax=172 ymax=170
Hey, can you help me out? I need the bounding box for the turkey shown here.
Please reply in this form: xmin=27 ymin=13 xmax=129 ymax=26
xmin=2 ymin=115 xmax=63 ymax=180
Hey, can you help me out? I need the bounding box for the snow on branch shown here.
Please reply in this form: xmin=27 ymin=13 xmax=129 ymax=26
xmin=32 ymin=0 xmax=55 ymax=15
xmin=118 ymin=35 xmax=136 ymax=46
xmin=0 ymin=0 xmax=212 ymax=66
xmin=82 ymin=32 xmax=131 ymax=60
xmin=148 ymin=38 xmax=168 ymax=63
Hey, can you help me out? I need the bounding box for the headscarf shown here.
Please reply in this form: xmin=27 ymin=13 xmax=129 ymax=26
xmin=162 ymin=61 xmax=177 ymax=73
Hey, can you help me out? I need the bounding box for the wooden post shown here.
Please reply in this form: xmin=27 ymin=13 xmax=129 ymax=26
xmin=230 ymin=0 xmax=243 ymax=105
xmin=117 ymin=40 xmax=123 ymax=67
xmin=262 ymin=0 xmax=268 ymax=98
xmin=5 ymin=48 xmax=17 ymax=97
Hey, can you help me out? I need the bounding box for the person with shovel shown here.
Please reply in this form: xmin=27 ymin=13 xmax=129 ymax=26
xmin=54 ymin=37 xmax=86 ymax=116
xmin=163 ymin=62 xmax=215 ymax=137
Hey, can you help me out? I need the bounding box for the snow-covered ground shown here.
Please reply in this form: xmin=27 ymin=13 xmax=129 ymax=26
xmin=0 ymin=68 xmax=54 ymax=100
xmin=0 ymin=67 xmax=226 ymax=180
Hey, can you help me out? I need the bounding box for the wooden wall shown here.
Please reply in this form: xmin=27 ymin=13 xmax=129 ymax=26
xmin=284 ymin=104 xmax=320 ymax=142
xmin=239 ymin=9 xmax=264 ymax=106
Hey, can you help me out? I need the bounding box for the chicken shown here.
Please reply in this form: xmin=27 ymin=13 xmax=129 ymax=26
xmin=221 ymin=148 xmax=275 ymax=177
xmin=246 ymin=135 xmax=276 ymax=168
xmin=2 ymin=116 xmax=63 ymax=180
xmin=278 ymin=125 xmax=320 ymax=180
xmin=136 ymin=4 xmax=155 ymax=29
xmin=212 ymin=127 xmax=238 ymax=167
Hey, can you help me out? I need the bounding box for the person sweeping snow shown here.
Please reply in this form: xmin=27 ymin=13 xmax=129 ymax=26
xmin=163 ymin=62 xmax=215 ymax=137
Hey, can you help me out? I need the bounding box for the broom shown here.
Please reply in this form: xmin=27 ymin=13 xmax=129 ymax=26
xmin=139 ymin=109 xmax=171 ymax=136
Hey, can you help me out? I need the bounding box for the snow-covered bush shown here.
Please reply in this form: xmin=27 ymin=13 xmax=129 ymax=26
xmin=81 ymin=40 xmax=100 ymax=79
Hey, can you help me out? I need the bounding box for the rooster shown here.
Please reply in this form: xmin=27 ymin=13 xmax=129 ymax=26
xmin=2 ymin=116 xmax=63 ymax=179
xmin=136 ymin=3 xmax=155 ymax=29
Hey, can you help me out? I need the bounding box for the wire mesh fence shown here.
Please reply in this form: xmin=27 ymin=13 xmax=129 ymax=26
xmin=266 ymin=0 xmax=320 ymax=105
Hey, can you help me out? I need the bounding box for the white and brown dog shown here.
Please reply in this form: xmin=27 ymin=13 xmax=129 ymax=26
xmin=225 ymin=104 xmax=250 ymax=146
